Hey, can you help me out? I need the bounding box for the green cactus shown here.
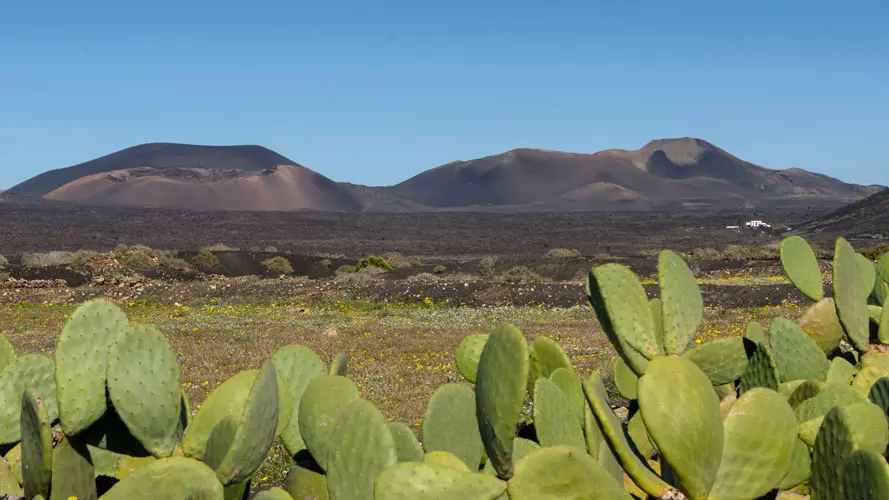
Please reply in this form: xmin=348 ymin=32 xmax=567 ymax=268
xmin=650 ymin=297 xmax=665 ymax=349
xmin=0 ymin=335 xmax=15 ymax=375
xmin=181 ymin=369 xmax=256 ymax=459
xmin=627 ymin=410 xmax=655 ymax=459
xmin=858 ymin=253 xmax=878 ymax=293
xmin=298 ymin=375 xmax=359 ymax=472
xmin=834 ymin=237 xmax=871 ymax=352
xmin=827 ymin=356 xmax=859 ymax=385
xmin=21 ymin=390 xmax=52 ymax=499
xmin=422 ymin=383 xmax=483 ymax=470
xmin=811 ymin=406 xmax=857 ymax=500
xmin=455 ymin=334 xmax=488 ymax=384
xmin=639 ymin=355 xmax=723 ymax=500
xmin=709 ymin=388 xmax=798 ymax=499
xmin=880 ymin=296 xmax=889 ymax=343
xmin=862 ymin=351 xmax=889 ymax=371
xmin=214 ymin=360 xmax=279 ymax=485
xmin=388 ymin=422 xmax=423 ymax=463
xmin=682 ymin=336 xmax=750 ymax=386
xmin=50 ymin=435 xmax=97 ymax=500
xmin=0 ymin=354 xmax=57 ymax=444
xmin=787 ymin=380 xmax=824 ymax=409
xmin=797 ymin=298 xmax=846 ymax=355
xmin=581 ymin=374 xmax=677 ymax=498
xmin=482 ymin=438 xmax=539 ymax=477
xmin=852 ymin=366 xmax=889 ymax=395
xmin=770 ymin=317 xmax=830 ymax=382
xmin=527 ymin=336 xmax=572 ymax=396
xmin=879 ymin=253 xmax=889 ymax=284
xmin=101 ymin=457 xmax=224 ymax=499
xmin=4 ymin=443 xmax=22 ymax=485
xmin=744 ymin=321 xmax=767 ymax=346
xmin=739 ymin=343 xmax=779 ymax=394
xmin=202 ymin=415 xmax=237 ymax=472
xmin=283 ymin=462 xmax=329 ymax=500
xmin=778 ymin=439 xmax=812 ymax=491
xmin=869 ymin=377 xmax=889 ymax=420
xmin=424 ymin=451 xmax=470 ymax=471
xmin=107 ymin=324 xmax=181 ymax=457
xmin=587 ymin=263 xmax=661 ymax=359
xmin=114 ymin=455 xmax=156 ymax=481
xmin=328 ymin=354 xmax=348 ymax=376
xmin=780 ymin=235 xmax=824 ymax=301
xmin=474 ymin=323 xmax=528 ymax=480
xmin=842 ymin=449 xmax=889 ymax=500
xmin=506 ymin=445 xmax=631 ymax=500
xmin=226 ymin=479 xmax=252 ymax=500
xmin=796 ymin=383 xmax=867 ymax=424
xmin=55 ymin=299 xmax=128 ymax=436
xmin=548 ymin=367 xmax=585 ymax=423
xmin=0 ymin=455 xmax=22 ymax=497
xmin=374 ymin=462 xmax=506 ymax=500
xmin=326 ymin=399 xmax=397 ymax=500
xmin=658 ymin=249 xmax=704 ymax=355
xmin=532 ymin=378 xmax=585 ymax=450
xmin=255 ymin=487 xmax=295 ymax=500
xmin=611 ymin=356 xmax=638 ymax=400
xmin=271 ymin=345 xmax=326 ymax=455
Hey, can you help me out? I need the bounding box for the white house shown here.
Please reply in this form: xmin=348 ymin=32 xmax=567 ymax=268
xmin=745 ymin=220 xmax=771 ymax=228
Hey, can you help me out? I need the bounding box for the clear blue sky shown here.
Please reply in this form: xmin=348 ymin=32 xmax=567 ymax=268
xmin=1 ymin=0 xmax=887 ymax=189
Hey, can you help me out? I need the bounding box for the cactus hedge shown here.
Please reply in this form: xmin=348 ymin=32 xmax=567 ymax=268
xmin=1 ymin=234 xmax=889 ymax=499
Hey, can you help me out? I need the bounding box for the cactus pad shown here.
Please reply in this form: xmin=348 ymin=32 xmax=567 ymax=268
xmin=50 ymin=436 xmax=97 ymax=500
xmin=107 ymin=324 xmax=181 ymax=457
xmin=102 ymin=457 xmax=224 ymax=499
xmin=796 ymin=383 xmax=867 ymax=423
xmin=778 ymin=439 xmax=812 ymax=491
xmin=879 ymin=253 xmax=889 ymax=284
xmin=650 ymin=297 xmax=665 ymax=352
xmin=869 ymin=377 xmax=889 ymax=419
xmin=588 ymin=263 xmax=660 ymax=359
xmin=709 ymin=388 xmax=798 ymax=499
xmin=326 ymin=399 xmax=397 ymax=500
xmin=0 ymin=336 xmax=15 ymax=374
xmin=215 ymin=360 xmax=279 ymax=485
xmin=770 ymin=317 xmax=830 ymax=382
xmin=780 ymin=236 xmax=824 ymax=301
xmin=422 ymin=383 xmax=483 ymax=470
xmin=798 ymin=298 xmax=846 ymax=355
xmin=532 ymin=378 xmax=585 ymax=450
xmin=811 ymin=406 xmax=856 ymax=500
xmin=298 ymin=375 xmax=359 ymax=472
xmin=55 ymin=299 xmax=128 ymax=435
xmin=424 ymin=451 xmax=470 ymax=471
xmin=682 ymin=336 xmax=750 ymax=385
xmin=834 ymin=237 xmax=871 ymax=352
xmin=548 ymin=367 xmax=585 ymax=422
xmin=787 ymin=380 xmax=824 ymax=409
xmin=506 ymin=445 xmax=631 ymax=499
xmin=202 ymin=415 xmax=237 ymax=472
xmin=482 ymin=438 xmax=539 ymax=477
xmin=827 ymin=356 xmax=859 ymax=385
xmin=474 ymin=323 xmax=528 ymax=480
xmin=842 ymin=449 xmax=889 ymax=500
xmin=527 ymin=336 xmax=572 ymax=396
xmin=852 ymin=366 xmax=889 ymax=395
xmin=0 ymin=456 xmax=22 ymax=497
xmin=21 ymin=390 xmax=52 ymax=500
xmin=627 ymin=410 xmax=655 ymax=459
xmin=611 ymin=357 xmax=638 ymax=400
xmin=739 ymin=343 xmax=779 ymax=394
xmin=659 ymin=249 xmax=704 ymax=355
xmin=272 ymin=345 xmax=326 ymax=455
xmin=182 ymin=369 xmax=257 ymax=459
xmin=455 ymin=334 xmax=488 ymax=384
xmin=374 ymin=462 xmax=506 ymax=500
xmin=639 ymin=355 xmax=723 ymax=500
xmin=880 ymin=297 xmax=889 ymax=343
xmin=283 ymin=462 xmax=328 ymax=500
xmin=255 ymin=487 xmax=294 ymax=500
xmin=745 ymin=321 xmax=767 ymax=346
xmin=328 ymin=354 xmax=348 ymax=376
xmin=0 ymin=354 xmax=57 ymax=444
xmin=388 ymin=422 xmax=423 ymax=463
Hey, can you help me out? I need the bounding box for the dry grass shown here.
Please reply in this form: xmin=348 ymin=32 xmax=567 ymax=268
xmin=262 ymin=256 xmax=294 ymax=275
xmin=544 ymin=248 xmax=582 ymax=259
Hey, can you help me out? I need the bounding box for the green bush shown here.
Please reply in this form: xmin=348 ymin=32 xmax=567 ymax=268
xmin=862 ymin=243 xmax=889 ymax=260
xmin=355 ymin=255 xmax=393 ymax=272
xmin=191 ymin=248 xmax=220 ymax=269
xmin=721 ymin=244 xmax=780 ymax=260
xmin=0 ymin=255 xmax=7 ymax=268
xmin=21 ymin=250 xmax=98 ymax=268
xmin=544 ymin=248 xmax=582 ymax=259
xmin=498 ymin=266 xmax=547 ymax=283
xmin=685 ymin=247 xmax=722 ymax=260
xmin=477 ymin=256 xmax=497 ymax=277
xmin=115 ymin=247 xmax=157 ymax=269
xmin=380 ymin=251 xmax=421 ymax=269
xmin=262 ymin=256 xmax=294 ymax=275
xmin=263 ymin=246 xmax=279 ymax=253
xmin=206 ymin=243 xmax=237 ymax=251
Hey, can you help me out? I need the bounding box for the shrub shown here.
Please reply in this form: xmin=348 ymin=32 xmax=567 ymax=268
xmin=206 ymin=243 xmax=236 ymax=251
xmin=544 ymin=248 xmax=582 ymax=259
xmin=498 ymin=265 xmax=547 ymax=283
xmin=334 ymin=265 xmax=386 ymax=283
xmin=862 ymin=243 xmax=889 ymax=260
xmin=21 ymin=250 xmax=98 ymax=268
xmin=721 ymin=244 xmax=779 ymax=260
xmin=685 ymin=247 xmax=722 ymax=260
xmin=380 ymin=251 xmax=421 ymax=269
xmin=477 ymin=256 xmax=497 ymax=277
xmin=355 ymin=256 xmax=393 ymax=272
xmin=433 ymin=264 xmax=447 ymax=274
xmin=191 ymin=248 xmax=220 ymax=269
xmin=262 ymin=256 xmax=294 ymax=275
xmin=0 ymin=255 xmax=7 ymax=268
xmin=115 ymin=247 xmax=157 ymax=269
xmin=263 ymin=246 xmax=279 ymax=253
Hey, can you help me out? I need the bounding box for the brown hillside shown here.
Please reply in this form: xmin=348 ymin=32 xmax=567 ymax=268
xmin=796 ymin=188 xmax=889 ymax=244
xmin=44 ymin=165 xmax=363 ymax=212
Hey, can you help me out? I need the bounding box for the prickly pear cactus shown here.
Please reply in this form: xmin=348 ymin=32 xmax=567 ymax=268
xmin=527 ymin=336 xmax=573 ymax=396
xmin=0 ymin=354 xmax=58 ymax=444
xmin=326 ymin=399 xmax=397 ymax=500
xmin=658 ymin=249 xmax=703 ymax=355
xmin=50 ymin=435 xmax=97 ymax=500
xmin=506 ymin=445 xmax=632 ymax=500
xmin=374 ymin=462 xmax=506 ymax=500
xmin=780 ymin=235 xmax=824 ymax=301
xmin=548 ymin=367 xmax=585 ymax=422
xmin=424 ymin=451 xmax=470 ymax=471
xmin=55 ymin=299 xmax=128 ymax=436
xmin=682 ymin=336 xmax=749 ymax=386
xmin=739 ymin=343 xmax=779 ymax=394
xmin=0 ymin=335 xmax=14 ymax=374
xmin=388 ymin=422 xmax=423 ymax=463
xmin=834 ymin=237 xmax=871 ymax=352
xmin=255 ymin=487 xmax=295 ymax=500
xmin=455 ymin=334 xmax=488 ymax=384
xmin=283 ymin=462 xmax=328 ymax=500
xmin=587 ymin=263 xmax=660 ymax=359
xmin=21 ymin=390 xmax=52 ymax=500
xmin=328 ymin=354 xmax=348 ymax=376
xmin=842 ymin=449 xmax=889 ymax=500
xmin=811 ymin=406 xmax=856 ymax=500
xmin=107 ymin=324 xmax=182 ymax=457
xmin=101 ymin=457 xmax=224 ymax=499
xmin=744 ymin=321 xmax=767 ymax=346
xmin=422 ymin=383 xmax=483 ymax=470
xmin=532 ymin=378 xmax=585 ymax=450
xmin=798 ymin=298 xmax=846 ymax=355
xmin=474 ymin=323 xmax=528 ymax=480
xmin=271 ymin=345 xmax=326 ymax=455
xmin=182 ymin=369 xmax=257 ymax=459
xmin=612 ymin=357 xmax=638 ymax=400
xmin=298 ymin=375 xmax=359 ymax=472
xmin=769 ymin=317 xmax=830 ymax=382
